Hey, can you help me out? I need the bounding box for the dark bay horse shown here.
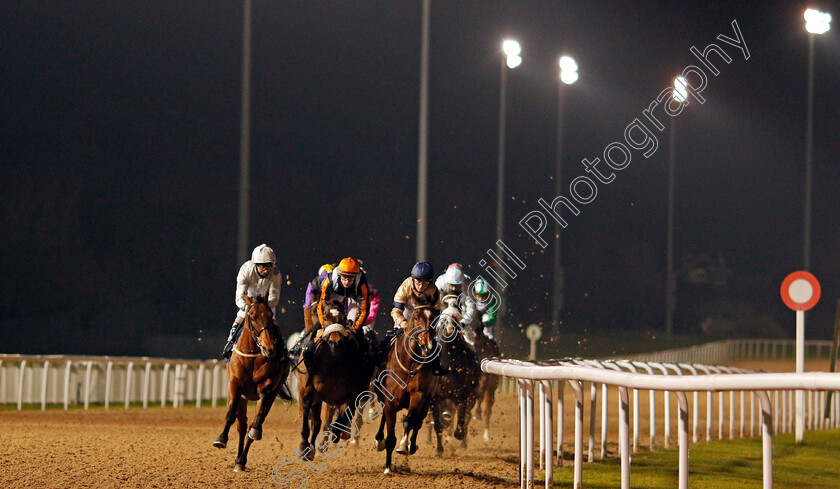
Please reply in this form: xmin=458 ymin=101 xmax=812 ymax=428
xmin=374 ymin=296 xmax=440 ymax=474
xmin=295 ymin=300 xmax=375 ymax=460
xmin=472 ymin=319 xmax=500 ymax=442
xmin=213 ymin=292 xmax=292 ymax=472
xmin=429 ymin=303 xmax=480 ymax=453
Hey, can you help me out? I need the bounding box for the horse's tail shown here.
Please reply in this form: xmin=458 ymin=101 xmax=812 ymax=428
xmin=277 ymin=381 xmax=293 ymax=402
xmin=276 ymin=356 xmax=295 ymax=402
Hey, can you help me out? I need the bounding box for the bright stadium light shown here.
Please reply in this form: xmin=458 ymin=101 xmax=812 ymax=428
xmin=559 ymin=56 xmax=578 ymax=84
xmin=503 ymin=39 xmax=521 ymax=56
xmin=805 ymin=8 xmax=832 ymax=34
xmin=673 ymin=76 xmax=688 ymax=103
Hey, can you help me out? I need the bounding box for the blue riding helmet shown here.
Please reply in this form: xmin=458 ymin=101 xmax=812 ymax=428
xmin=410 ymin=262 xmax=434 ymax=282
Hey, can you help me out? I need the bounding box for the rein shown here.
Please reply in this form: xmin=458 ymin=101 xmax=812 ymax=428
xmin=392 ymin=305 xmax=435 ymax=378
xmin=234 ymin=303 xmax=275 ymax=357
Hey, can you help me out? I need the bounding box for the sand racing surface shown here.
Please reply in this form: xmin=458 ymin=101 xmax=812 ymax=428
xmin=0 ymin=393 xmax=523 ymax=488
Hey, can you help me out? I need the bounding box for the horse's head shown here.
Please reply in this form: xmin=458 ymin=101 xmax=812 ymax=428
xmin=243 ymin=291 xmax=280 ymax=358
xmin=319 ymin=300 xmax=351 ymax=354
xmin=406 ymin=295 xmax=439 ymax=358
xmin=436 ymin=305 xmax=464 ymax=346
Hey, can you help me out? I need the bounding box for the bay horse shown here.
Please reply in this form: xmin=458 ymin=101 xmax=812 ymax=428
xmin=213 ymin=291 xmax=292 ymax=472
xmin=471 ymin=319 xmax=500 ymax=442
xmin=374 ymin=295 xmax=439 ymax=474
xmin=295 ymin=300 xmax=375 ymax=460
xmin=429 ymin=302 xmax=480 ymax=453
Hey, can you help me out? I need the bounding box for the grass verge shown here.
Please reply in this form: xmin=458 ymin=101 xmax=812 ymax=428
xmin=550 ymin=430 xmax=840 ymax=488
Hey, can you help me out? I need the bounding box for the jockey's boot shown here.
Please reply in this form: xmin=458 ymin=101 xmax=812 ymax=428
xmin=289 ymin=329 xmax=307 ymax=356
xmin=222 ymin=321 xmax=241 ymax=361
xmin=300 ymin=331 xmax=315 ymax=369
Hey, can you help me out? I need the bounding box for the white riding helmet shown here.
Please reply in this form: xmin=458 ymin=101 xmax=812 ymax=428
xmin=443 ymin=266 xmax=465 ymax=285
xmin=251 ymin=244 xmax=276 ymax=265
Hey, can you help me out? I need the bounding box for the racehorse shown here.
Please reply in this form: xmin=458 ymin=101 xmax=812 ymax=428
xmin=213 ymin=292 xmax=292 ymax=472
xmin=295 ymin=300 xmax=375 ymax=460
xmin=471 ymin=320 xmax=500 ymax=442
xmin=374 ymin=295 xmax=440 ymax=474
xmin=429 ymin=303 xmax=480 ymax=453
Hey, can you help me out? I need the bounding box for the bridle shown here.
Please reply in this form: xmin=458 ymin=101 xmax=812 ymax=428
xmin=233 ymin=303 xmax=276 ymax=357
xmin=393 ymin=304 xmax=437 ymax=377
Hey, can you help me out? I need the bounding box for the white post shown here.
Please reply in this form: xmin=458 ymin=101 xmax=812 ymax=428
xmin=84 ymin=361 xmax=93 ymax=410
xmin=569 ymin=380 xmax=584 ymax=489
xmin=589 ymin=382 xmax=597 ymax=461
xmin=538 ymin=381 xmax=545 ymax=469
xmin=104 ymin=362 xmax=113 ymax=409
xmin=618 ymin=386 xmax=630 ymax=489
xmin=525 ymin=380 xmax=535 ymax=489
xmin=556 ymin=380 xmax=564 ymax=466
xmin=211 ymin=364 xmax=220 ymax=408
xmin=601 ymin=383 xmax=608 ymax=459
xmin=796 ymin=309 xmax=805 ymax=443
xmin=125 ymin=362 xmax=134 ymax=409
xmin=676 ymin=391 xmax=689 ymax=489
xmin=17 ymin=360 xmax=27 ymax=411
xmin=757 ymin=391 xmax=774 ymax=489
xmin=161 ymin=363 xmax=170 ymax=407
xmin=63 ymin=361 xmax=72 ymax=410
xmin=518 ymin=381 xmax=526 ymax=489
xmin=41 ymin=360 xmax=50 ymax=411
xmin=196 ymin=364 xmax=206 ymax=409
xmin=143 ymin=362 xmax=152 ymax=409
xmin=541 ymin=380 xmax=553 ymax=489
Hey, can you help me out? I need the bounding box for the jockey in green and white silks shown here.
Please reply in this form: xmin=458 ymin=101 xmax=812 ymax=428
xmin=460 ymin=277 xmax=498 ymax=341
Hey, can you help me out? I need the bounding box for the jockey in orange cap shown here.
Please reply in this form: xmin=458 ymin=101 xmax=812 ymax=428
xmin=300 ymin=257 xmax=374 ymax=368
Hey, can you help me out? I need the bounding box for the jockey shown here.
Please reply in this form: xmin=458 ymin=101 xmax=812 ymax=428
xmin=317 ymin=257 xmax=371 ymax=331
xmin=300 ymin=257 xmax=374 ymax=367
xmin=460 ymin=277 xmax=498 ymax=342
xmin=222 ymin=244 xmax=283 ymax=361
xmin=303 ymin=263 xmax=335 ymax=308
xmin=435 ymin=263 xmax=470 ymax=302
xmin=363 ymin=288 xmax=381 ymax=333
xmin=386 ymin=261 xmax=446 ymax=375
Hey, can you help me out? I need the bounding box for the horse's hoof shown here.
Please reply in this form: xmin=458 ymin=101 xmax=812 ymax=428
xmin=408 ymin=443 xmax=418 ymax=455
xmin=248 ymin=428 xmax=262 ymax=440
xmin=339 ymin=431 xmax=351 ymax=441
xmin=213 ymin=439 xmax=227 ymax=449
xmin=233 ymin=464 xmax=245 ymax=472
xmin=460 ymin=438 xmax=468 ymax=449
xmin=375 ymin=439 xmax=385 ymax=452
xmin=483 ymin=429 xmax=490 ymax=442
xmin=349 ymin=437 xmax=358 ymax=446
xmin=395 ymin=447 xmax=407 ymax=455
xmin=384 ymin=468 xmax=391 ymax=475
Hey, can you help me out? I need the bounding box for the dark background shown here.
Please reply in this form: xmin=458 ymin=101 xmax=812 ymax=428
xmin=2 ymin=1 xmax=838 ymax=359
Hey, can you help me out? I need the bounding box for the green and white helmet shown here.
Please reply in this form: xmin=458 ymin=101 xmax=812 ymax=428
xmin=472 ymin=277 xmax=490 ymax=296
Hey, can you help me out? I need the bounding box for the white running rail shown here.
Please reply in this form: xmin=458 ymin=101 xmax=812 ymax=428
xmin=482 ymin=357 xmax=840 ymax=489
xmin=0 ymin=354 xmax=228 ymax=410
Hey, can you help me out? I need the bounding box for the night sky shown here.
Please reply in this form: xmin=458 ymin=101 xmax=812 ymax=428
xmin=3 ymin=1 xmax=839 ymax=358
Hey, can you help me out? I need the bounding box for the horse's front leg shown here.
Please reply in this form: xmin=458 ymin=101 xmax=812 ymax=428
xmin=454 ymin=398 xmax=471 ymax=448
xmin=308 ymin=401 xmax=323 ymax=451
xmin=214 ymin=382 xmax=241 ymax=449
xmin=431 ymin=399 xmax=445 ymax=455
xmin=299 ymin=394 xmax=314 ymax=460
xmin=482 ymin=382 xmax=496 ymax=442
xmin=374 ymin=407 xmax=387 ymax=451
xmin=248 ymin=385 xmax=278 ymax=441
xmin=383 ymin=404 xmax=398 ymax=474
xmin=233 ymin=399 xmax=248 ymax=471
xmin=405 ymin=390 xmax=433 ymax=455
